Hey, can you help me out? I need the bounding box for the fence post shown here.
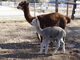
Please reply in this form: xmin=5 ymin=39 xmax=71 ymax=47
xmin=55 ymin=0 xmax=58 ymax=12
xmin=34 ymin=0 xmax=36 ymax=16
xmin=13 ymin=0 xmax=16 ymax=6
xmin=71 ymin=0 xmax=77 ymax=19
xmin=66 ymin=3 xmax=69 ymax=16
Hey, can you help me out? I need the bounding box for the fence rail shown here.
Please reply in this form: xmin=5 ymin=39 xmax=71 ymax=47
xmin=0 ymin=1 xmax=19 ymax=7
xmin=0 ymin=1 xmax=80 ymax=18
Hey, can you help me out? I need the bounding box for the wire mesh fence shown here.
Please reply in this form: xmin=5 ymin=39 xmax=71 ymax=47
xmin=0 ymin=1 xmax=80 ymax=20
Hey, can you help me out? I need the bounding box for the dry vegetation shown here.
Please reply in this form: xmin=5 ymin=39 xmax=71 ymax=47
xmin=0 ymin=19 xmax=80 ymax=60
xmin=0 ymin=3 xmax=80 ymax=60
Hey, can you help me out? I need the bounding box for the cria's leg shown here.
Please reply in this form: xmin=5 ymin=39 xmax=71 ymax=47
xmin=40 ymin=39 xmax=46 ymax=54
xmin=45 ymin=42 xmax=49 ymax=54
xmin=40 ymin=42 xmax=44 ymax=54
xmin=40 ymin=38 xmax=49 ymax=54
xmin=52 ymin=39 xmax=60 ymax=55
xmin=60 ymin=38 xmax=65 ymax=53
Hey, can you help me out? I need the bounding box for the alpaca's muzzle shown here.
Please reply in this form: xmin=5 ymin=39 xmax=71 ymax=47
xmin=17 ymin=6 xmax=22 ymax=9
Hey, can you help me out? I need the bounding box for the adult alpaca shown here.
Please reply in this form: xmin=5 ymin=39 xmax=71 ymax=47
xmin=31 ymin=17 xmax=66 ymax=55
xmin=17 ymin=1 xmax=71 ymax=42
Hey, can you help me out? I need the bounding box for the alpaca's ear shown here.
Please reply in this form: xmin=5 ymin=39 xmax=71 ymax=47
xmin=24 ymin=1 xmax=26 ymax=3
xmin=27 ymin=3 xmax=29 ymax=6
xmin=22 ymin=1 xmax=26 ymax=3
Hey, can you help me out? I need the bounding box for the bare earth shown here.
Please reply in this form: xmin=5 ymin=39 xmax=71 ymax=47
xmin=0 ymin=19 xmax=80 ymax=60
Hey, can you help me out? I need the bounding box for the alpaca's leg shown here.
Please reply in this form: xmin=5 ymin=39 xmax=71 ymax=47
xmin=36 ymin=33 xmax=41 ymax=41
xmin=60 ymin=38 xmax=65 ymax=53
xmin=45 ymin=42 xmax=49 ymax=54
xmin=40 ymin=36 xmax=43 ymax=42
xmin=52 ymin=39 xmax=60 ymax=55
xmin=36 ymin=33 xmax=43 ymax=42
xmin=59 ymin=17 xmax=66 ymax=29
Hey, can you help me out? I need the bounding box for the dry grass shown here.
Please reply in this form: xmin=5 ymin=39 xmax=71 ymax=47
xmin=0 ymin=20 xmax=80 ymax=60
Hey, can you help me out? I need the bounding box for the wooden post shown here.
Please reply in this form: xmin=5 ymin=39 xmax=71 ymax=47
xmin=66 ymin=3 xmax=69 ymax=16
xmin=55 ymin=0 xmax=58 ymax=12
xmin=13 ymin=0 xmax=16 ymax=6
xmin=34 ymin=0 xmax=36 ymax=16
xmin=71 ymin=0 xmax=77 ymax=19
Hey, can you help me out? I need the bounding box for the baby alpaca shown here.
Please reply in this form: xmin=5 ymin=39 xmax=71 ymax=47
xmin=31 ymin=17 xmax=66 ymax=55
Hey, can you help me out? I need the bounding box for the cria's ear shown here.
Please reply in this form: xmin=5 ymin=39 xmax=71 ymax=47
xmin=35 ymin=18 xmax=37 ymax=22
xmin=36 ymin=16 xmax=38 ymax=20
xmin=36 ymin=17 xmax=40 ymax=24
xmin=35 ymin=17 xmax=38 ymax=22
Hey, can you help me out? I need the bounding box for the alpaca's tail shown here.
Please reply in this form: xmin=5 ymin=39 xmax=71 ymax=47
xmin=65 ymin=16 xmax=71 ymax=24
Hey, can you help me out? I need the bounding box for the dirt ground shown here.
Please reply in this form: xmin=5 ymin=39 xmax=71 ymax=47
xmin=0 ymin=20 xmax=80 ymax=60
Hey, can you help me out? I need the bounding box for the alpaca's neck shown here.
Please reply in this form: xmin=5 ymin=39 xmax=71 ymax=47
xmin=23 ymin=6 xmax=33 ymax=23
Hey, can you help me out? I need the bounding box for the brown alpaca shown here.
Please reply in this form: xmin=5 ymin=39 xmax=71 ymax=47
xmin=17 ymin=1 xmax=71 ymax=42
